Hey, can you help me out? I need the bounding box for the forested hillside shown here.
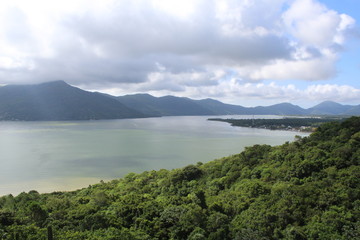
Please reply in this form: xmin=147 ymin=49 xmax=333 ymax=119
xmin=0 ymin=81 xmax=145 ymax=120
xmin=0 ymin=117 xmax=359 ymax=239
xmin=208 ymin=117 xmax=344 ymax=131
xmin=1 ymin=81 xmax=359 ymax=121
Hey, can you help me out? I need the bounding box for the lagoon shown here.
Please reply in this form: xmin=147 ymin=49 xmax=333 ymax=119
xmin=0 ymin=116 xmax=308 ymax=196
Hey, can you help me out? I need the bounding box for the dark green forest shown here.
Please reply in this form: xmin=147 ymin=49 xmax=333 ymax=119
xmin=1 ymin=117 xmax=359 ymax=239
xmin=208 ymin=117 xmax=344 ymax=131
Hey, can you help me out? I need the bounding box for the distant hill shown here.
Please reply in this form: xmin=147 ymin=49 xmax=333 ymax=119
xmin=117 ymin=95 xmax=307 ymax=116
xmin=0 ymin=81 xmax=358 ymax=121
xmin=0 ymin=81 xmax=145 ymax=120
xmin=249 ymin=102 xmax=307 ymax=115
xmin=117 ymin=94 xmax=216 ymax=116
xmin=344 ymin=105 xmax=360 ymax=115
xmin=306 ymin=101 xmax=354 ymax=115
xmin=194 ymin=98 xmax=248 ymax=115
xmin=116 ymin=94 xmax=163 ymax=117
xmin=118 ymin=94 xmax=358 ymax=116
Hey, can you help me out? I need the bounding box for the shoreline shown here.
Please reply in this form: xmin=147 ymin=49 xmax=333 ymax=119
xmin=208 ymin=117 xmax=346 ymax=133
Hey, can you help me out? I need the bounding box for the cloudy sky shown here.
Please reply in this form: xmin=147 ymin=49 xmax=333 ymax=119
xmin=0 ymin=0 xmax=359 ymax=107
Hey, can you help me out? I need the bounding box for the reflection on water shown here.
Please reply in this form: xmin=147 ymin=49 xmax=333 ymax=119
xmin=0 ymin=116 xmax=308 ymax=195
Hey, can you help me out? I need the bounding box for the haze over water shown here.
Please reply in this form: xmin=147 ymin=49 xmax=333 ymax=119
xmin=0 ymin=116 xmax=308 ymax=196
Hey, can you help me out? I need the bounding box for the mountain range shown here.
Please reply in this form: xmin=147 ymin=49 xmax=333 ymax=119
xmin=0 ymin=81 xmax=359 ymax=121
xmin=0 ymin=81 xmax=144 ymax=120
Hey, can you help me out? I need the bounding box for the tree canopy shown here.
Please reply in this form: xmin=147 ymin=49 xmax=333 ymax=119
xmin=1 ymin=117 xmax=359 ymax=239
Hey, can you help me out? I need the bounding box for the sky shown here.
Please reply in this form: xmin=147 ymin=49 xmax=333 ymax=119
xmin=0 ymin=0 xmax=359 ymax=107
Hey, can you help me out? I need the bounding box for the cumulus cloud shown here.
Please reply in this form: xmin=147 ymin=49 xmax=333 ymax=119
xmin=181 ymin=81 xmax=360 ymax=107
xmin=248 ymin=53 xmax=338 ymax=81
xmin=0 ymin=0 xmax=357 ymax=105
xmin=305 ymin=84 xmax=360 ymax=102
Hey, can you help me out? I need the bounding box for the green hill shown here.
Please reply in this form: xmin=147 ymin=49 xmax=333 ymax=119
xmin=0 ymin=81 xmax=359 ymax=120
xmin=0 ymin=117 xmax=359 ymax=239
xmin=0 ymin=81 xmax=145 ymax=120
xmin=117 ymin=94 xmax=217 ymax=116
xmin=307 ymin=101 xmax=354 ymax=115
xmin=117 ymin=94 xmax=308 ymax=116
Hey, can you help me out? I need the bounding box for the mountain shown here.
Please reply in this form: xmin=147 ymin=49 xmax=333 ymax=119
xmin=250 ymin=102 xmax=307 ymax=115
xmin=0 ymin=81 xmax=145 ymax=120
xmin=306 ymin=101 xmax=354 ymax=115
xmin=0 ymin=81 xmax=358 ymax=121
xmin=116 ymin=94 xmax=163 ymax=117
xmin=117 ymin=94 xmax=312 ymax=116
xmin=194 ymin=98 xmax=248 ymax=115
xmin=118 ymin=94 xmax=360 ymax=116
xmin=345 ymin=105 xmax=360 ymax=115
xmin=117 ymin=94 xmax=249 ymax=116
xmin=117 ymin=94 xmax=216 ymax=116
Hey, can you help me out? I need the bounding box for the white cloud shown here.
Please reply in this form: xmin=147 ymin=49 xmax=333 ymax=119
xmin=248 ymin=53 xmax=338 ymax=81
xmin=0 ymin=0 xmax=357 ymax=106
xmin=237 ymin=0 xmax=356 ymax=82
xmin=283 ymin=0 xmax=340 ymax=47
xmin=305 ymin=84 xmax=360 ymax=102
xmin=173 ymin=81 xmax=360 ymax=106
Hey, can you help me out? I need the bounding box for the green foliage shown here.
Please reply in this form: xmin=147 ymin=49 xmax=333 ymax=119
xmin=1 ymin=117 xmax=359 ymax=239
xmin=0 ymin=81 xmax=145 ymax=121
xmin=209 ymin=117 xmax=345 ymax=131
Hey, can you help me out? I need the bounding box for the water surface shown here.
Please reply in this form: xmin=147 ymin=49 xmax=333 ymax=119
xmin=0 ymin=116 xmax=308 ymax=195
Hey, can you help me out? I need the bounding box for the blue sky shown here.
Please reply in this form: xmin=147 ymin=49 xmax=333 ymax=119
xmin=301 ymin=0 xmax=360 ymax=102
xmin=258 ymin=0 xmax=360 ymax=107
xmin=0 ymin=0 xmax=359 ymax=107
xmin=328 ymin=0 xmax=360 ymax=88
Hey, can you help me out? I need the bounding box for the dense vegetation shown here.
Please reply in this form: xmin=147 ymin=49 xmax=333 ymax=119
xmin=0 ymin=81 xmax=145 ymax=121
xmin=208 ymin=117 xmax=344 ymax=131
xmin=1 ymin=117 xmax=359 ymax=239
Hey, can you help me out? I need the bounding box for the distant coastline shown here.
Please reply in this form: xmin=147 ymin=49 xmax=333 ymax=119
xmin=208 ymin=117 xmax=346 ymax=132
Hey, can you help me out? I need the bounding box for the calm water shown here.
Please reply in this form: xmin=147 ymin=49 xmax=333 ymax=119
xmin=0 ymin=116 xmax=308 ymax=196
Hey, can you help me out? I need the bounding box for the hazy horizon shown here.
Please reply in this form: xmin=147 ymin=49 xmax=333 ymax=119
xmin=2 ymin=80 xmax=359 ymax=109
